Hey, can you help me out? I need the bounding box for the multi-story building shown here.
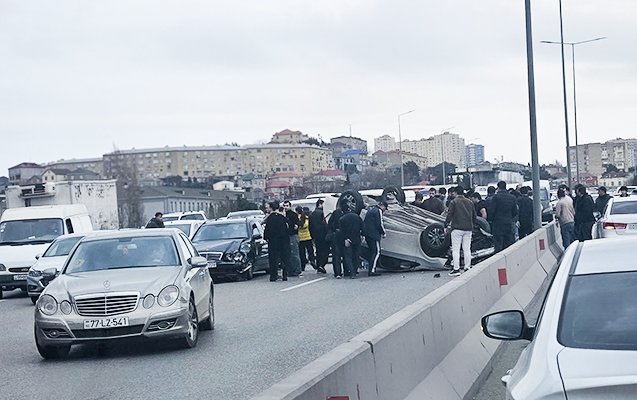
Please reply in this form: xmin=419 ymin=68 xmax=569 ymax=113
xmin=392 ymin=131 xmax=466 ymax=169
xmin=269 ymin=129 xmax=309 ymax=144
xmin=330 ymin=136 xmax=368 ymax=154
xmin=8 ymin=162 xmax=45 ymax=185
xmin=465 ymin=143 xmax=485 ymax=167
xmin=103 ymin=144 xmax=333 ymax=181
xmin=374 ymin=134 xmax=397 ymax=153
xmin=333 ymin=149 xmax=371 ymax=173
xmin=601 ymin=139 xmax=637 ymax=172
xmin=372 ymin=150 xmax=428 ymax=169
xmin=569 ymin=143 xmax=604 ymax=180
xmin=45 ymin=157 xmax=104 ymax=177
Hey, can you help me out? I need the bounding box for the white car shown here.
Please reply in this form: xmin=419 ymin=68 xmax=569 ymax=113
xmin=594 ymin=196 xmax=637 ymax=239
xmin=164 ymin=220 xmax=204 ymax=240
xmin=481 ymin=238 xmax=637 ymax=399
xmin=161 ymin=211 xmax=207 ymax=222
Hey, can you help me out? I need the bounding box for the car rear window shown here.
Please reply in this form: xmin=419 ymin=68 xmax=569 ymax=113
xmin=558 ymin=271 xmax=637 ymax=350
xmin=610 ymin=201 xmax=637 ymax=215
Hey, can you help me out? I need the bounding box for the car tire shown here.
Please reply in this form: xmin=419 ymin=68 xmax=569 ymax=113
xmin=420 ymin=223 xmax=451 ymax=257
xmin=35 ymin=327 xmax=70 ymax=359
xmin=30 ymin=296 xmax=38 ymax=305
xmin=199 ymin=289 xmax=215 ymax=331
xmin=338 ymin=190 xmax=364 ymax=215
xmin=180 ymin=296 xmax=199 ymax=348
xmin=243 ymin=261 xmax=254 ymax=281
xmin=381 ymin=186 xmax=406 ymax=204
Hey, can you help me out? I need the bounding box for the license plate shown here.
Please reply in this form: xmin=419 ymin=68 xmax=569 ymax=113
xmin=13 ymin=274 xmax=27 ymax=281
xmin=208 ymin=261 xmax=217 ymax=269
xmin=83 ymin=317 xmax=129 ymax=329
xmin=629 ymin=223 xmax=637 ymax=230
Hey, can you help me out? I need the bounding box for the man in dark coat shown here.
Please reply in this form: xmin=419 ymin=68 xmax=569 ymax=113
xmin=309 ymin=199 xmax=329 ymax=274
xmin=574 ymin=185 xmax=595 ymax=242
xmin=339 ymin=205 xmax=363 ymax=279
xmin=327 ymin=205 xmax=345 ymax=278
xmin=423 ymin=188 xmax=445 ymax=215
xmin=489 ymin=181 xmax=518 ymax=252
xmin=362 ymin=201 xmax=387 ymax=277
xmin=595 ymin=186 xmax=612 ymax=214
xmin=516 ymin=186 xmax=534 ymax=239
xmin=146 ymin=212 xmax=165 ymax=228
xmin=264 ymin=202 xmax=290 ymax=282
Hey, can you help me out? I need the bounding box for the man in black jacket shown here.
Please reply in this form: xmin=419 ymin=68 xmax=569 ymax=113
xmin=339 ymin=205 xmax=363 ymax=279
xmin=309 ymin=199 xmax=328 ymax=274
xmin=327 ymin=206 xmax=345 ymax=278
xmin=595 ymin=186 xmax=612 ymax=214
xmin=146 ymin=212 xmax=165 ymax=228
xmin=489 ymin=181 xmax=518 ymax=252
xmin=264 ymin=202 xmax=290 ymax=282
xmin=362 ymin=201 xmax=387 ymax=277
xmin=517 ymin=186 xmax=534 ymax=239
xmin=574 ymin=185 xmax=595 ymax=241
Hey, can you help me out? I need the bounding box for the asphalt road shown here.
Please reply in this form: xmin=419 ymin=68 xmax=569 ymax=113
xmin=0 ymin=265 xmax=454 ymax=400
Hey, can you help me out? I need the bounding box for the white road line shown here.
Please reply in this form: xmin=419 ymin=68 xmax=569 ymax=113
xmin=280 ymin=277 xmax=327 ymax=292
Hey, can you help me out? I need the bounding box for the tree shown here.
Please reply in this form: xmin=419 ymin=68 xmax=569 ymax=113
xmin=426 ymin=162 xmax=457 ymax=185
xmin=403 ymin=161 xmax=421 ymax=185
xmin=302 ymin=137 xmax=329 ymax=147
xmin=112 ymin=159 xmax=144 ymax=228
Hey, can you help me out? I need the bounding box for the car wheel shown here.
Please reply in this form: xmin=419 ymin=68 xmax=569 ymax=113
xmin=420 ymin=223 xmax=451 ymax=257
xmin=200 ymin=289 xmax=215 ymax=331
xmin=180 ymin=297 xmax=199 ymax=348
xmin=35 ymin=327 xmax=70 ymax=359
xmin=381 ymin=186 xmax=406 ymax=204
xmin=339 ymin=190 xmax=364 ymax=215
xmin=30 ymin=296 xmax=38 ymax=305
xmin=243 ymin=261 xmax=254 ymax=281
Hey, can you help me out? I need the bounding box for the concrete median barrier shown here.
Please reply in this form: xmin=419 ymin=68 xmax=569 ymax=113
xmin=251 ymin=224 xmax=563 ymax=400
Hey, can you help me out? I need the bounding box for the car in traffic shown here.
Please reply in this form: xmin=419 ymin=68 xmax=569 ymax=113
xmin=34 ymin=229 xmax=214 ymax=359
xmin=164 ymin=220 xmax=204 ymax=240
xmin=27 ymin=233 xmax=87 ymax=304
xmin=160 ymin=211 xmax=207 ymax=223
xmin=481 ymin=238 xmax=637 ymax=399
xmin=593 ymin=196 xmax=637 ymax=239
xmin=191 ymin=218 xmax=269 ymax=281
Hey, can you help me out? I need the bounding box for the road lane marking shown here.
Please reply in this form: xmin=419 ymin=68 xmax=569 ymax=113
xmin=280 ymin=277 xmax=327 ymax=292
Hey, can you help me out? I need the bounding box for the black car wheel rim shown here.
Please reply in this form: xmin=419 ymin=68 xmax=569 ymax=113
xmin=187 ymin=300 xmax=198 ymax=342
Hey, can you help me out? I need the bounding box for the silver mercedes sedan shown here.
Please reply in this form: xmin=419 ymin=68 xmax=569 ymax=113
xmin=34 ymin=229 xmax=214 ymax=359
xmin=481 ymin=238 xmax=637 ymax=399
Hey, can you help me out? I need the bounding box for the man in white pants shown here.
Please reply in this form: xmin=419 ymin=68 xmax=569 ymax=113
xmin=445 ymin=186 xmax=477 ymax=277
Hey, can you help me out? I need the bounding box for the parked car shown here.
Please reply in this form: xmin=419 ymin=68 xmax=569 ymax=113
xmin=594 ymin=196 xmax=637 ymax=239
xmin=34 ymin=229 xmax=214 ymax=359
xmin=226 ymin=210 xmax=265 ymax=220
xmin=481 ymin=238 xmax=637 ymax=399
xmin=322 ymin=187 xmax=494 ymax=270
xmin=27 ymin=233 xmax=87 ymax=304
xmin=191 ymin=218 xmax=268 ymax=281
xmin=160 ymin=211 xmax=207 ymax=223
xmin=164 ymin=220 xmax=204 ymax=240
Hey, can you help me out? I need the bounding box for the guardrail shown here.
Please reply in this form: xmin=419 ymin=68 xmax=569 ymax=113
xmin=251 ymin=223 xmax=563 ymax=400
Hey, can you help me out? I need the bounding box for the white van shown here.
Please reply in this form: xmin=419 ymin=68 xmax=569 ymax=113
xmin=0 ymin=204 xmax=93 ymax=298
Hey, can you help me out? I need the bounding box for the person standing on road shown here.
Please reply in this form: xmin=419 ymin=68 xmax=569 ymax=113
xmin=362 ymin=201 xmax=387 ymax=277
xmin=283 ymin=200 xmax=302 ymax=277
xmin=309 ymin=199 xmax=329 ymax=274
xmin=423 ymin=188 xmax=445 ymax=215
xmin=264 ymin=202 xmax=290 ymax=282
xmin=489 ymin=181 xmax=518 ymax=252
xmin=595 ymin=186 xmax=612 ymax=214
xmin=445 ymin=186 xmax=477 ymax=277
xmin=619 ymin=185 xmax=630 ymax=197
xmin=555 ymin=188 xmax=575 ymax=248
xmin=411 ymin=192 xmax=426 ymax=209
xmin=516 ymin=186 xmax=534 ymax=239
xmin=445 ymin=187 xmax=456 ymax=208
xmin=339 ymin=204 xmax=363 ymax=279
xmin=470 ymin=192 xmax=488 ymax=219
xmin=574 ymin=185 xmax=595 ymax=242
xmin=327 ymin=204 xmax=345 ymax=278
xmin=437 ymin=187 xmax=448 ymax=209
xmin=296 ymin=206 xmax=316 ymax=272
xmin=146 ymin=212 xmax=165 ymax=228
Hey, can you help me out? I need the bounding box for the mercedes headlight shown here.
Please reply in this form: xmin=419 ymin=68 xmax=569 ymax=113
xmin=29 ymin=269 xmax=42 ymax=277
xmin=59 ymin=300 xmax=72 ymax=315
xmin=157 ymin=286 xmax=179 ymax=307
xmin=142 ymin=294 xmax=155 ymax=309
xmin=222 ymin=252 xmax=234 ymax=262
xmin=38 ymin=295 xmax=58 ymax=316
xmin=240 ymin=242 xmax=251 ymax=253
xmin=233 ymin=251 xmax=244 ymax=262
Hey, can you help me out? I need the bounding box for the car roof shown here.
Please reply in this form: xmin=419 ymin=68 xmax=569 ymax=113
xmin=203 ymin=218 xmax=250 ymax=225
xmin=574 ymin=238 xmax=637 ymax=275
xmin=609 ymin=196 xmax=637 ymax=203
xmin=80 ymin=229 xmax=177 ymax=242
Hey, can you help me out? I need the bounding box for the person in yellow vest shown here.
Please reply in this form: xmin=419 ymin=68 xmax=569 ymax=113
xmin=296 ymin=206 xmax=316 ymax=272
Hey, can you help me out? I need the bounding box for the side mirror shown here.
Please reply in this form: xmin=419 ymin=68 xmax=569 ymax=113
xmin=41 ymin=268 xmax=58 ymax=278
xmin=188 ymin=256 xmax=209 ymax=268
xmin=252 ymin=233 xmax=263 ymax=240
xmin=481 ymin=310 xmax=533 ymax=341
xmin=35 ymin=253 xmax=42 ymax=260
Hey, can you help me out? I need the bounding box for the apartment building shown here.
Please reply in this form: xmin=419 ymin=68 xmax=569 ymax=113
xmin=466 ymin=143 xmax=485 ymax=167
xmin=376 ymin=131 xmax=466 ymax=169
xmin=45 ymin=157 xmax=104 ymax=177
xmin=330 ymin=136 xmax=368 ymax=154
xmin=569 ymin=143 xmax=604 ymax=179
xmin=374 ymin=134 xmax=397 ymax=153
xmin=372 ymin=150 xmax=428 ymax=169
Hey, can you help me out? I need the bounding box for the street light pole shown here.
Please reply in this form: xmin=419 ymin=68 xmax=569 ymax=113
xmin=524 ymin=0 xmax=542 ymax=230
xmin=558 ymin=0 xmax=572 ymax=187
xmin=398 ymin=109 xmax=415 ymax=187
xmin=541 ymin=36 xmax=606 ymax=185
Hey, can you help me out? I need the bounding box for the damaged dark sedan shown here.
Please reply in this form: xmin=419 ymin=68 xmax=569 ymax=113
xmin=191 ymin=218 xmax=269 ymax=281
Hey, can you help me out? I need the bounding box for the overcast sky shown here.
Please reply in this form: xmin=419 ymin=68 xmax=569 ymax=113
xmin=1 ymin=0 xmax=634 ymax=175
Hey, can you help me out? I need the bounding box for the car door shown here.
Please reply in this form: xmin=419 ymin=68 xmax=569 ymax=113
xmin=177 ymin=233 xmax=208 ymax=313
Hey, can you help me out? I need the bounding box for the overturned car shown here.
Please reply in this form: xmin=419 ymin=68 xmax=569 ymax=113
xmin=322 ymin=187 xmax=495 ymax=271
